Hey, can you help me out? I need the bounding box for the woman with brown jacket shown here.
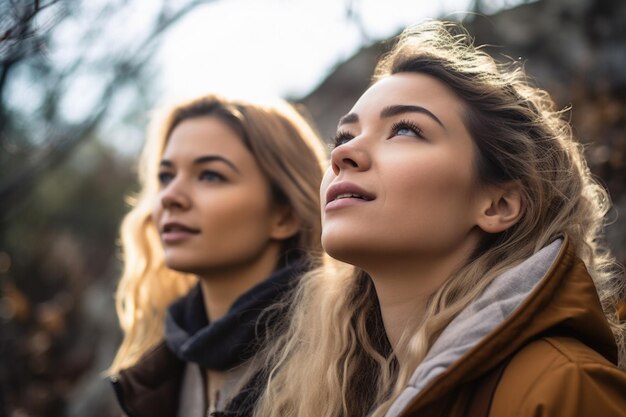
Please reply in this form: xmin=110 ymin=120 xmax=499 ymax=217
xmin=107 ymin=94 xmax=326 ymax=417
xmin=252 ymin=21 xmax=626 ymax=417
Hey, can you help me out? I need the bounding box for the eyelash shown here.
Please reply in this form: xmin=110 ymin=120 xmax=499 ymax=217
xmin=390 ymin=119 xmax=425 ymax=139
xmin=158 ymin=172 xmax=174 ymax=185
xmin=199 ymin=170 xmax=226 ymax=182
xmin=330 ymin=119 xmax=425 ymax=149
xmin=330 ymin=131 xmax=354 ymax=149
xmin=157 ymin=170 xmax=226 ymax=185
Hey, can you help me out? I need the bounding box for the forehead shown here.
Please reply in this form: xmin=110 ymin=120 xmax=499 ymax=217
xmin=350 ymin=72 xmax=465 ymax=121
xmin=164 ymin=117 xmax=246 ymax=156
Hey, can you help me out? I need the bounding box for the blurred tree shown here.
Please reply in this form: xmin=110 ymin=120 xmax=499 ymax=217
xmin=0 ymin=0 xmax=214 ymax=221
xmin=0 ymin=1 xmax=215 ymax=416
xmin=1 ymin=140 xmax=136 ymax=417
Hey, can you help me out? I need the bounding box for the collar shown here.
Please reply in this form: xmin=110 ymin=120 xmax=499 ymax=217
xmin=164 ymin=258 xmax=308 ymax=371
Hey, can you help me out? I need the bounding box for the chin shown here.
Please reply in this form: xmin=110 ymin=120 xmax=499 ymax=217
xmin=164 ymin=262 xmax=192 ymax=274
xmin=322 ymin=238 xmax=368 ymax=268
xmin=163 ymin=256 xmax=203 ymax=275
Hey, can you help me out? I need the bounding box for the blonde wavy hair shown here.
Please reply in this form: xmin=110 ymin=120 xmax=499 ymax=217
xmin=109 ymin=94 xmax=327 ymax=374
xmin=253 ymin=20 xmax=626 ymax=417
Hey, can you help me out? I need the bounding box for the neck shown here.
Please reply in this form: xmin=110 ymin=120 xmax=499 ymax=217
xmin=369 ymin=272 xmax=430 ymax=363
xmin=366 ymin=238 xmax=478 ymax=364
xmin=197 ymin=243 xmax=282 ymax=322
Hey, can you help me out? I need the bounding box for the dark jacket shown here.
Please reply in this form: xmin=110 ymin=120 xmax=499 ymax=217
xmin=388 ymin=237 xmax=626 ymax=417
xmin=110 ymin=259 xmax=307 ymax=417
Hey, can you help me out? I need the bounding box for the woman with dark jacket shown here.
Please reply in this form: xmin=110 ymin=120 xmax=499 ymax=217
xmin=252 ymin=21 xmax=626 ymax=417
xmin=108 ymin=94 xmax=326 ymax=417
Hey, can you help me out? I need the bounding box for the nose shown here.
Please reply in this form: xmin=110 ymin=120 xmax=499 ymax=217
xmin=159 ymin=180 xmax=191 ymax=210
xmin=330 ymin=138 xmax=371 ymax=175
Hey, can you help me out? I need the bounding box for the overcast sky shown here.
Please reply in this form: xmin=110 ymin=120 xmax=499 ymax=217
xmin=155 ymin=0 xmax=489 ymax=102
xmin=8 ymin=0 xmax=527 ymax=154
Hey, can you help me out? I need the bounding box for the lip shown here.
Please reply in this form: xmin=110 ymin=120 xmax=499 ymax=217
xmin=325 ymin=181 xmax=375 ymax=211
xmin=160 ymin=221 xmax=200 ymax=243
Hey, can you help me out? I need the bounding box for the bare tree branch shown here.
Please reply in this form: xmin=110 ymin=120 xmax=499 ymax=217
xmin=344 ymin=0 xmax=372 ymax=44
xmin=0 ymin=0 xmax=217 ymax=219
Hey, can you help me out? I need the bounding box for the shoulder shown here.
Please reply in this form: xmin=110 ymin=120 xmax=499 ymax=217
xmin=490 ymin=336 xmax=626 ymax=417
xmin=111 ymin=342 xmax=185 ymax=417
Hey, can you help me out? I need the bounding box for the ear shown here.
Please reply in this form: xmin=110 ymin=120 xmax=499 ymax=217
xmin=269 ymin=205 xmax=301 ymax=241
xmin=475 ymin=182 xmax=523 ymax=234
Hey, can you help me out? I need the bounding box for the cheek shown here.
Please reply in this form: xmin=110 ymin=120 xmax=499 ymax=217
xmin=395 ymin=149 xmax=474 ymax=202
xmin=320 ymin=168 xmax=335 ymax=204
xmin=320 ymin=168 xmax=335 ymax=220
xmin=199 ymin=190 xmax=274 ymax=240
xmin=151 ymin=197 xmax=163 ymax=226
xmin=399 ymin=167 xmax=472 ymax=231
xmin=387 ymin=159 xmax=477 ymax=238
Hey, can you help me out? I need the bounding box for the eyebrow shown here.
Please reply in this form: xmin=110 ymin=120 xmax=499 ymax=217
xmin=380 ymin=105 xmax=444 ymax=128
xmin=337 ymin=104 xmax=445 ymax=129
xmin=159 ymin=155 xmax=240 ymax=174
xmin=338 ymin=113 xmax=359 ymax=126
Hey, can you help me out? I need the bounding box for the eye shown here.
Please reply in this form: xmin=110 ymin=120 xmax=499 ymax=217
xmin=199 ymin=170 xmax=226 ymax=182
xmin=158 ymin=171 xmax=174 ymax=185
xmin=390 ymin=120 xmax=425 ymax=139
xmin=330 ymin=130 xmax=355 ymax=149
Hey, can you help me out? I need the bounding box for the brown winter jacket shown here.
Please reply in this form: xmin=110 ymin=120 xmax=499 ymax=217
xmin=388 ymin=237 xmax=626 ymax=417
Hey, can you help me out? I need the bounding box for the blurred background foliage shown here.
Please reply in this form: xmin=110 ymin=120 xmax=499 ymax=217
xmin=0 ymin=0 xmax=624 ymax=416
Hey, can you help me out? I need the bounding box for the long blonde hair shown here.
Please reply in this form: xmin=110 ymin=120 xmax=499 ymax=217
xmin=254 ymin=20 xmax=625 ymax=417
xmin=109 ymin=94 xmax=327 ymax=374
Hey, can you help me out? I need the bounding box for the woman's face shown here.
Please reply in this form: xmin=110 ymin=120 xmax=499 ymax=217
xmin=152 ymin=116 xmax=284 ymax=275
xmin=321 ymin=72 xmax=484 ymax=271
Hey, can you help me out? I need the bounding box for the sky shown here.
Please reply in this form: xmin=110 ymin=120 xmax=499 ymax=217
xmin=156 ymin=0 xmax=484 ymax=102
xmin=7 ymin=0 xmax=528 ymax=155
